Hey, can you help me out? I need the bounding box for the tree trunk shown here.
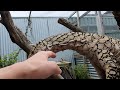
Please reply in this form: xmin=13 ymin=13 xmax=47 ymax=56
xmin=0 ymin=11 xmax=33 ymax=55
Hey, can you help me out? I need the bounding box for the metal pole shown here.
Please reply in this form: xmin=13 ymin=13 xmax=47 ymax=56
xmin=76 ymin=11 xmax=80 ymax=28
xmin=68 ymin=11 xmax=76 ymax=19
xmin=96 ymin=11 xmax=105 ymax=35
xmin=95 ymin=11 xmax=97 ymax=15
xmin=79 ymin=11 xmax=90 ymax=19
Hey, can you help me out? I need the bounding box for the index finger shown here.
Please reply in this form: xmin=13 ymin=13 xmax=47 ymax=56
xmin=45 ymin=51 xmax=56 ymax=58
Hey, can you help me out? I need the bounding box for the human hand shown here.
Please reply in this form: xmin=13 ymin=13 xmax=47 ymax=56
xmin=24 ymin=51 xmax=62 ymax=79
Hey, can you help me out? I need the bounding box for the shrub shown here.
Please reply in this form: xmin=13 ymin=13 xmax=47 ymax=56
xmin=74 ymin=64 xmax=90 ymax=79
xmin=0 ymin=50 xmax=18 ymax=68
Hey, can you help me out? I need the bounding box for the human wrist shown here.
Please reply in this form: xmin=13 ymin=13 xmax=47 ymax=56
xmin=14 ymin=61 xmax=33 ymax=79
xmin=20 ymin=60 xmax=38 ymax=79
xmin=10 ymin=62 xmax=29 ymax=79
xmin=12 ymin=60 xmax=38 ymax=79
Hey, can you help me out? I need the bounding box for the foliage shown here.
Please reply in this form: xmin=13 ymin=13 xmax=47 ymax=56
xmin=74 ymin=64 xmax=90 ymax=79
xmin=0 ymin=50 xmax=18 ymax=68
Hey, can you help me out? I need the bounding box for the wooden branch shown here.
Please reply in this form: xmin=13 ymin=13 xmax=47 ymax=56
xmin=112 ymin=11 xmax=120 ymax=30
xmin=0 ymin=11 xmax=33 ymax=55
xmin=58 ymin=18 xmax=84 ymax=32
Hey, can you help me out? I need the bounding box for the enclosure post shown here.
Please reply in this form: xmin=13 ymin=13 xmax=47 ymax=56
xmin=76 ymin=11 xmax=80 ymax=28
xmin=96 ymin=11 xmax=105 ymax=35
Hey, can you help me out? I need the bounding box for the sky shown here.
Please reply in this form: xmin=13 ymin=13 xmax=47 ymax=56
xmin=10 ymin=11 xmax=107 ymax=17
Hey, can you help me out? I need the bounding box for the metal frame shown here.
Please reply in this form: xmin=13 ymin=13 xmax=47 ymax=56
xmin=68 ymin=11 xmax=106 ymax=35
xmin=103 ymin=11 xmax=112 ymax=14
xmin=68 ymin=11 xmax=76 ymax=19
xmin=76 ymin=11 xmax=80 ymax=28
xmin=96 ymin=11 xmax=105 ymax=35
xmin=79 ymin=11 xmax=90 ymax=19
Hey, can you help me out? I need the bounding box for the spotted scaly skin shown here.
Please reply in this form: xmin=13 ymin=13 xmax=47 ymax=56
xmin=28 ymin=32 xmax=120 ymax=79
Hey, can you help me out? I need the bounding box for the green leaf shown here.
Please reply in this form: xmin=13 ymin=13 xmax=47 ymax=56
xmin=0 ymin=50 xmax=18 ymax=68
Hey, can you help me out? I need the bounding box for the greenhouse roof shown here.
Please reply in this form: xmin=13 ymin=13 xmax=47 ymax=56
xmin=10 ymin=11 xmax=108 ymax=17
